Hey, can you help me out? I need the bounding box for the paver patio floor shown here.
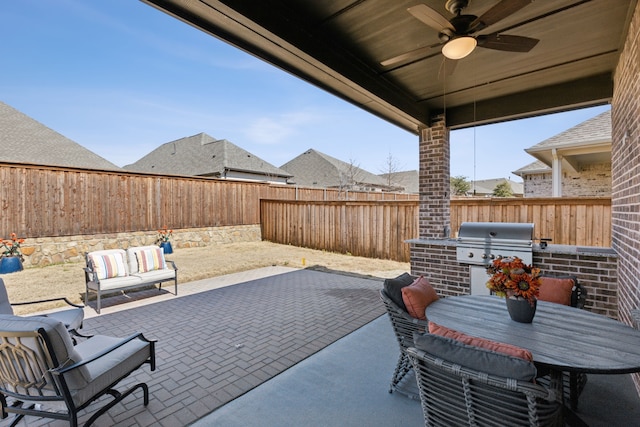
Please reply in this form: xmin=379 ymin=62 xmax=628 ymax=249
xmin=4 ymin=267 xmax=386 ymax=426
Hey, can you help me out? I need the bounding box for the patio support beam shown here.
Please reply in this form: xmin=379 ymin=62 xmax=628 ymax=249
xmin=444 ymin=73 xmax=613 ymax=129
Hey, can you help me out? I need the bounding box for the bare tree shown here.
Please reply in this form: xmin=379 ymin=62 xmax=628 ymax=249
xmin=379 ymin=152 xmax=403 ymax=188
xmin=337 ymin=157 xmax=362 ymax=199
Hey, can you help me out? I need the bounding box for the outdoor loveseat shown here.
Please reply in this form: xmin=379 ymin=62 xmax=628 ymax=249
xmin=84 ymin=246 xmax=177 ymax=313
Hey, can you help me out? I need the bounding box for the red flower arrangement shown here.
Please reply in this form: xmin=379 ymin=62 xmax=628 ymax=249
xmin=486 ymin=257 xmax=541 ymax=305
xmin=156 ymin=226 xmax=173 ymax=244
xmin=0 ymin=233 xmax=26 ymax=260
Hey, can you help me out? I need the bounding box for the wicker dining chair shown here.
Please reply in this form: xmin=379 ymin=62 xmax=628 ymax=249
xmin=379 ymin=288 xmax=429 ymax=397
xmin=407 ymin=334 xmax=562 ymax=427
xmin=537 ymin=274 xmax=588 ymax=411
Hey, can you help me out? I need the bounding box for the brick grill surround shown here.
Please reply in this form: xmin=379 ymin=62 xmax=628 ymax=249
xmin=410 ymin=241 xmax=619 ymax=320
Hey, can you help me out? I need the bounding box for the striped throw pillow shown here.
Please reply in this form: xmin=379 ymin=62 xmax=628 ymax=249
xmin=91 ymin=253 xmax=128 ymax=280
xmin=136 ymin=248 xmax=167 ymax=273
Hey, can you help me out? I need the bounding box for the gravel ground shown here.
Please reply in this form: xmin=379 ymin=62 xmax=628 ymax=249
xmin=3 ymin=241 xmax=409 ymax=314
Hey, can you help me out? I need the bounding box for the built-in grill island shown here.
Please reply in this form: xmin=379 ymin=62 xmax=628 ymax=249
xmin=456 ymin=222 xmax=534 ymax=295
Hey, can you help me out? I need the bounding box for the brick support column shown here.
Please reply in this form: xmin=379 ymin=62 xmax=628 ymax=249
xmin=418 ymin=115 xmax=451 ymax=239
xmin=611 ymin=0 xmax=640 ymax=395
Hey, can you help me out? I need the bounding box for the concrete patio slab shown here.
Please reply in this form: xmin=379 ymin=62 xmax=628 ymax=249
xmin=192 ymin=315 xmax=423 ymax=427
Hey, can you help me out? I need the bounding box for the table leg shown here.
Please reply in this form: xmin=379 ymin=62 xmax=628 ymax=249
xmin=551 ymin=369 xmax=589 ymax=427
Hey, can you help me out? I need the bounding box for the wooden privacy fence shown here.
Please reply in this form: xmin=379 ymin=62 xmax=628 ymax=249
xmin=0 ymin=163 xmax=416 ymax=238
xmin=260 ymin=200 xmax=419 ymax=262
xmin=450 ymin=197 xmax=612 ymax=247
xmin=261 ymin=197 xmax=613 ymax=262
xmin=0 ymin=163 xmax=611 ymax=255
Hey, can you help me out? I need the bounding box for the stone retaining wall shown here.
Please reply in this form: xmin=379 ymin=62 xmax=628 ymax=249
xmin=18 ymin=224 xmax=262 ymax=268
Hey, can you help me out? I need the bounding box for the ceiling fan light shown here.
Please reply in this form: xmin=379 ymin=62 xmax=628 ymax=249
xmin=442 ymin=36 xmax=477 ymax=60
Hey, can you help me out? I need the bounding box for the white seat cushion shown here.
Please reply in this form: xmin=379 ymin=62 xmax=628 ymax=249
xmin=133 ymin=269 xmax=175 ymax=283
xmin=87 ymin=275 xmax=142 ymax=291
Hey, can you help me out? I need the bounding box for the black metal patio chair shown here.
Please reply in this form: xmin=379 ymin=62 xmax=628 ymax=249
xmin=0 ymin=314 xmax=156 ymax=426
xmin=0 ymin=278 xmax=85 ymax=338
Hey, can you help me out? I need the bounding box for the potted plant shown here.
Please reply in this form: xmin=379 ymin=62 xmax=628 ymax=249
xmin=486 ymin=256 xmax=541 ymax=323
xmin=156 ymin=226 xmax=174 ymax=254
xmin=0 ymin=233 xmax=26 ymax=274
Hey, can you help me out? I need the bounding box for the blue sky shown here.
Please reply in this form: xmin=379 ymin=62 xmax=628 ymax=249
xmin=1 ymin=1 xmax=610 ymax=181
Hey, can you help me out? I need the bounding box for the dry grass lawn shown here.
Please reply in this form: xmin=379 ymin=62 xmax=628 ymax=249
xmin=3 ymin=241 xmax=409 ymax=314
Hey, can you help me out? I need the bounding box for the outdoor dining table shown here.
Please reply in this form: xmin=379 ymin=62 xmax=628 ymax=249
xmin=425 ymin=295 xmax=640 ymax=426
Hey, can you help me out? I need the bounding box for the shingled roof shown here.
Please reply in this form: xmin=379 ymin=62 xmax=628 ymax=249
xmin=123 ymin=133 xmax=291 ymax=180
xmin=527 ymin=110 xmax=611 ymax=152
xmin=515 ymin=109 xmax=611 ymax=176
xmin=0 ymin=101 xmax=120 ymax=170
xmin=469 ymin=178 xmax=523 ymax=196
xmin=379 ymin=170 xmax=419 ymax=193
xmin=281 ymin=149 xmax=390 ymax=189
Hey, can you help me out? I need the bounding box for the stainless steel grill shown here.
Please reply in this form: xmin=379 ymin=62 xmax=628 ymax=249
xmin=456 ymin=222 xmax=534 ymax=266
xmin=456 ymin=222 xmax=534 ymax=295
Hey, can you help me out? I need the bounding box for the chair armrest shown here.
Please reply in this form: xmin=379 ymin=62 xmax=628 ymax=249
xmin=51 ymin=332 xmax=157 ymax=375
xmin=166 ymin=260 xmax=178 ymax=271
xmin=83 ymin=266 xmax=101 ymax=284
xmin=11 ymin=297 xmax=84 ymax=309
xmin=572 ymin=282 xmax=588 ymax=309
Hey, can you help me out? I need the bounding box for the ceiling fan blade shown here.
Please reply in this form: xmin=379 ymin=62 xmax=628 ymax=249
xmin=476 ymin=34 xmax=539 ymax=52
xmin=380 ymin=42 xmax=441 ymax=67
xmin=408 ymin=4 xmax=455 ymax=32
xmin=470 ymin=0 xmax=533 ymax=32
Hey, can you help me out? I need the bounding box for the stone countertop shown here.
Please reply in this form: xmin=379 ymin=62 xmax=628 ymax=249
xmin=407 ymin=238 xmax=618 ymax=258
xmin=406 ymin=238 xmax=457 ymax=246
xmin=534 ymin=244 xmax=617 ymax=257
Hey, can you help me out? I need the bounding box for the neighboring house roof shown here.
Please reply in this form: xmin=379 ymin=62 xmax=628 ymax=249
xmin=468 ymin=178 xmax=524 ymax=196
xmin=0 ymin=101 xmax=120 ymax=170
xmin=380 ymin=170 xmax=419 ymax=193
xmin=281 ymin=149 xmax=390 ymax=189
xmin=524 ymin=110 xmax=611 ymax=174
xmin=123 ymin=133 xmax=292 ymax=179
xmin=513 ymin=160 xmax=551 ymax=176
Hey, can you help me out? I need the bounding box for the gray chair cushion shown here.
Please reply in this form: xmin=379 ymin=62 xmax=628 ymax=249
xmin=37 ymin=308 xmax=84 ymax=332
xmin=1 ymin=278 xmax=83 ymax=331
xmin=413 ymin=332 xmax=537 ymax=382
xmin=70 ymin=335 xmax=151 ymax=406
xmin=383 ymin=273 xmax=415 ymax=311
xmin=0 ymin=314 xmax=89 ymax=388
xmin=0 ymin=279 xmax=15 ymax=315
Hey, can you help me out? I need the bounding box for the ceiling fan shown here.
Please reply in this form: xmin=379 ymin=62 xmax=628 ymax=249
xmin=381 ymin=0 xmax=539 ymax=68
